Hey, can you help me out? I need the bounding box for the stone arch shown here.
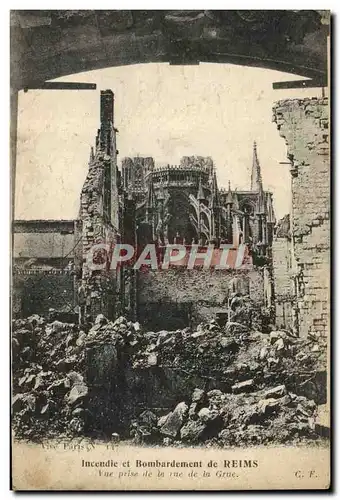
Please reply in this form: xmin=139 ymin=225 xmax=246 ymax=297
xmin=239 ymin=198 xmax=256 ymax=215
xmin=11 ymin=10 xmax=327 ymax=90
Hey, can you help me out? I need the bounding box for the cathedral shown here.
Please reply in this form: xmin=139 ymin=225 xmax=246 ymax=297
xmin=121 ymin=143 xmax=275 ymax=261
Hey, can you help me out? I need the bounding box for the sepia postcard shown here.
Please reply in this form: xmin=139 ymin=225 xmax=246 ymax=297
xmin=10 ymin=9 xmax=331 ymax=491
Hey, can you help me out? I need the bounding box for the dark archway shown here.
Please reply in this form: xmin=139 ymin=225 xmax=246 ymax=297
xmin=11 ymin=10 xmax=329 ymax=90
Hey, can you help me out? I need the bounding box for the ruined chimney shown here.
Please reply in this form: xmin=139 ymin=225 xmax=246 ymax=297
xmin=100 ymin=89 xmax=114 ymax=154
xmin=100 ymin=89 xmax=114 ymax=125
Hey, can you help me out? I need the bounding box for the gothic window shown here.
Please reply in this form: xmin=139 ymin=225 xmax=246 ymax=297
xmin=134 ymin=164 xmax=143 ymax=189
xmin=242 ymin=202 xmax=255 ymax=216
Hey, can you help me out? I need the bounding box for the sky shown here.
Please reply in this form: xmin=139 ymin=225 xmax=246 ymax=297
xmin=15 ymin=63 xmax=323 ymax=221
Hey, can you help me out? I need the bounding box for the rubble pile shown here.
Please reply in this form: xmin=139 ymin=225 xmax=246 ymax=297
xmin=12 ymin=315 xmax=87 ymax=440
xmin=128 ymin=319 xmax=326 ymax=445
xmin=11 ymin=314 xmax=144 ymax=440
xmin=131 ymin=320 xmax=327 ymax=396
xmin=131 ymin=385 xmax=319 ymax=446
xmin=85 ymin=314 xmax=144 ymax=350
xmin=12 ymin=312 xmax=327 ymax=445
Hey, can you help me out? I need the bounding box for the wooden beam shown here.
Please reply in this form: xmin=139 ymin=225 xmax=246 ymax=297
xmin=272 ymin=79 xmax=326 ymax=90
xmin=24 ymin=82 xmax=96 ymax=91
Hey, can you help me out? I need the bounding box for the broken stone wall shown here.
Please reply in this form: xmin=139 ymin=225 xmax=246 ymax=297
xmin=273 ymin=97 xmax=330 ymax=339
xmin=137 ymin=268 xmax=264 ymax=329
xmin=80 ymin=153 xmax=119 ymax=320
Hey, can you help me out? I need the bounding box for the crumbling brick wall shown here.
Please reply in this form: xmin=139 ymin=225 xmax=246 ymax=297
xmin=80 ymin=152 xmax=119 ymax=319
xmin=137 ymin=268 xmax=264 ymax=328
xmin=273 ymin=97 xmax=330 ymax=338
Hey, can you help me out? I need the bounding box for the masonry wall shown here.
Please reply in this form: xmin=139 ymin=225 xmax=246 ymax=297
xmin=137 ymin=268 xmax=264 ymax=329
xmin=12 ymin=220 xmax=80 ymax=317
xmin=272 ymin=237 xmax=294 ymax=330
xmin=273 ymin=97 xmax=330 ymax=339
xmin=80 ymin=152 xmax=119 ymax=320
xmin=79 ymin=90 xmax=122 ymax=321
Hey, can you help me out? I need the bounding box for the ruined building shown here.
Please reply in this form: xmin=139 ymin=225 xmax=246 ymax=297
xmin=13 ymin=90 xmax=276 ymax=329
xmin=78 ymin=90 xmax=276 ymax=329
xmin=12 ymin=91 xmax=330 ymax=336
xmin=13 ymin=90 xmax=330 ymax=341
xmin=12 ymin=91 xmax=330 ymax=342
xmin=12 ymin=219 xmax=80 ymax=317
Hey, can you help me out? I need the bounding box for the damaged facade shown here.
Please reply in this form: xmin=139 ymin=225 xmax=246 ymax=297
xmin=79 ymin=89 xmax=121 ymax=320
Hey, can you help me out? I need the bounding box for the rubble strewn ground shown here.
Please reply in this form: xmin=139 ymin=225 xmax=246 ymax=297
xmin=12 ymin=311 xmax=328 ymax=446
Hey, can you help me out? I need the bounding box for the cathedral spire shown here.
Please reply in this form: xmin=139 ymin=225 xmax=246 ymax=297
xmin=256 ymin=190 xmax=266 ymax=214
xmin=210 ymin=169 xmax=220 ymax=207
xmin=251 ymin=141 xmax=263 ymax=192
xmin=226 ymin=180 xmax=233 ymax=205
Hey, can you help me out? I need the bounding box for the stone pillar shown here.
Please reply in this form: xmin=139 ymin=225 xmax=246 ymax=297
xmin=243 ymin=213 xmax=250 ymax=243
xmin=273 ymin=97 xmax=330 ymax=341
